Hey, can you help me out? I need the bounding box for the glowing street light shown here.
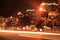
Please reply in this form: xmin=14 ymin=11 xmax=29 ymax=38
xmin=39 ymin=3 xmax=46 ymax=12
xmin=39 ymin=7 xmax=46 ymax=12
xmin=39 ymin=7 xmax=43 ymax=11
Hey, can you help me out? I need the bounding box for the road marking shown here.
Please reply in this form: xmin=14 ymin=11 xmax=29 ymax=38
xmin=0 ymin=30 xmax=60 ymax=36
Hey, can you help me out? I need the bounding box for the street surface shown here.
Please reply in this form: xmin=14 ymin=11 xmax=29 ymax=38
xmin=0 ymin=30 xmax=60 ymax=40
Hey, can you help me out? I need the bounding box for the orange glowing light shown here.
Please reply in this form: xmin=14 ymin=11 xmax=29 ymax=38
xmin=39 ymin=7 xmax=43 ymax=11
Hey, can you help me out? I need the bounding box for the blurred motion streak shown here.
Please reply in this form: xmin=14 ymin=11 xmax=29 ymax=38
xmin=0 ymin=30 xmax=60 ymax=36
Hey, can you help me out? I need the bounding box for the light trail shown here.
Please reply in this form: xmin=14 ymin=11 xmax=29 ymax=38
xmin=0 ymin=30 xmax=60 ymax=36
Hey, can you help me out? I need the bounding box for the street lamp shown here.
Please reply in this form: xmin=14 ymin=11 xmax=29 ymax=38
xmin=39 ymin=7 xmax=43 ymax=11
xmin=39 ymin=3 xmax=47 ymax=12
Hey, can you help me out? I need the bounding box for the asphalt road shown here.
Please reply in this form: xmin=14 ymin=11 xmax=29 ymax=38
xmin=0 ymin=30 xmax=60 ymax=40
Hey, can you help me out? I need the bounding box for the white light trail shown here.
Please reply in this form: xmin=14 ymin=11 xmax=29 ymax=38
xmin=0 ymin=30 xmax=60 ymax=36
xmin=41 ymin=3 xmax=59 ymax=6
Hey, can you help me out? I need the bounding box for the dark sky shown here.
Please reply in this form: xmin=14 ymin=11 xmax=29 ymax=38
xmin=0 ymin=0 xmax=58 ymax=17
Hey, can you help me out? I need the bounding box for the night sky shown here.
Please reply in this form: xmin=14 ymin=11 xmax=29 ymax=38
xmin=0 ymin=0 xmax=58 ymax=17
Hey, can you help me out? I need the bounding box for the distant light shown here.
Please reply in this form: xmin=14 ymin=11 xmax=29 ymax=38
xmin=26 ymin=9 xmax=35 ymax=12
xmin=10 ymin=16 xmax=13 ymax=19
xmin=39 ymin=7 xmax=43 ymax=11
xmin=40 ymin=29 xmax=42 ymax=31
xmin=39 ymin=7 xmax=46 ymax=11
xmin=17 ymin=12 xmax=22 ymax=15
